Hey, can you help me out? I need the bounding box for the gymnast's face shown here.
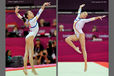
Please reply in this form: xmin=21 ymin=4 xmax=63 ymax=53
xmin=80 ymin=12 xmax=88 ymax=19
xmin=27 ymin=11 xmax=34 ymax=19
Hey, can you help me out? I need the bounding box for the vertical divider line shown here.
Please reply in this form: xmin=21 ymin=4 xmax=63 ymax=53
xmin=56 ymin=0 xmax=58 ymax=76
xmin=0 ymin=0 xmax=5 ymax=76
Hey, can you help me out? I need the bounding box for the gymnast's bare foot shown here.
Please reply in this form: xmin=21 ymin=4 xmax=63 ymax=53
xmin=84 ymin=62 xmax=87 ymax=72
xmin=75 ymin=47 xmax=82 ymax=54
xmin=23 ymin=69 xmax=28 ymax=75
xmin=32 ymin=68 xmax=38 ymax=75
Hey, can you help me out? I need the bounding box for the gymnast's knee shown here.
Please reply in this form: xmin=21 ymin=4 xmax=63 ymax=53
xmin=24 ymin=55 xmax=28 ymax=61
xmin=65 ymin=37 xmax=71 ymax=43
xmin=29 ymin=55 xmax=33 ymax=61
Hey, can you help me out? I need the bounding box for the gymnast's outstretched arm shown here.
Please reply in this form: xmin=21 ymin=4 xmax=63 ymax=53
xmin=32 ymin=2 xmax=51 ymax=22
xmin=83 ymin=15 xmax=106 ymax=23
xmin=75 ymin=4 xmax=85 ymax=20
xmin=15 ymin=6 xmax=29 ymax=26
xmin=15 ymin=6 xmax=23 ymax=20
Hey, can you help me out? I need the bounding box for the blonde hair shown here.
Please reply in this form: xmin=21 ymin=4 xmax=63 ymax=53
xmin=81 ymin=11 xmax=87 ymax=14
xmin=80 ymin=11 xmax=88 ymax=18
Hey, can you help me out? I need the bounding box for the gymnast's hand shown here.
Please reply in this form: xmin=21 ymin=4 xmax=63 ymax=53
xmin=99 ymin=15 xmax=106 ymax=20
xmin=15 ymin=6 xmax=20 ymax=14
xmin=42 ymin=2 xmax=51 ymax=10
xmin=43 ymin=2 xmax=51 ymax=6
xmin=80 ymin=4 xmax=85 ymax=8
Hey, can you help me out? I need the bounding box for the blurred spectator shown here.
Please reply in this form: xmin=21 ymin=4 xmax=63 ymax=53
xmin=59 ymin=24 xmax=64 ymax=32
xmin=6 ymin=26 xmax=19 ymax=37
xmin=34 ymin=38 xmax=44 ymax=53
xmin=50 ymin=29 xmax=56 ymax=37
xmin=39 ymin=19 xmax=50 ymax=27
xmin=35 ymin=49 xmax=51 ymax=65
xmin=13 ymin=26 xmax=19 ymax=37
xmin=51 ymin=41 xmax=56 ymax=62
xmin=92 ymin=26 xmax=97 ymax=32
xmin=33 ymin=38 xmax=44 ymax=65
xmin=13 ymin=26 xmax=18 ymax=33
xmin=44 ymin=22 xmax=50 ymax=27
xmin=47 ymin=40 xmax=52 ymax=56
xmin=53 ymin=30 xmax=56 ymax=37
xmin=52 ymin=19 xmax=56 ymax=27
xmin=91 ymin=26 xmax=102 ymax=41
xmin=36 ymin=51 xmax=43 ymax=65
xmin=6 ymin=50 xmax=13 ymax=67
xmin=47 ymin=40 xmax=56 ymax=63
xmin=92 ymin=35 xmax=97 ymax=40
xmin=7 ymin=25 xmax=19 ymax=37
xmin=39 ymin=19 xmax=45 ymax=27
xmin=42 ymin=49 xmax=51 ymax=64
xmin=92 ymin=35 xmax=102 ymax=41
xmin=33 ymin=39 xmax=57 ymax=65
xmin=6 ymin=29 xmax=10 ymax=37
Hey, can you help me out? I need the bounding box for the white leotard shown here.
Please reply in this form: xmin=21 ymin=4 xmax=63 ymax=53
xmin=73 ymin=8 xmax=92 ymax=38
xmin=26 ymin=8 xmax=43 ymax=39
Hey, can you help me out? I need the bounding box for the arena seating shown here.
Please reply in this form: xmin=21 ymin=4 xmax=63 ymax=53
xmin=6 ymin=37 xmax=56 ymax=57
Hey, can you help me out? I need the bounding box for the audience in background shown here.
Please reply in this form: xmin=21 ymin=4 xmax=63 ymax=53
xmin=47 ymin=40 xmax=56 ymax=63
xmin=59 ymin=24 xmax=64 ymax=32
xmin=6 ymin=18 xmax=56 ymax=37
xmin=51 ymin=40 xmax=56 ymax=63
xmin=42 ymin=49 xmax=51 ymax=64
xmin=6 ymin=33 xmax=56 ymax=66
xmin=50 ymin=29 xmax=56 ymax=37
xmin=34 ymin=39 xmax=56 ymax=65
xmin=12 ymin=25 xmax=19 ymax=37
xmin=6 ymin=25 xmax=19 ymax=37
xmin=53 ymin=30 xmax=57 ymax=37
xmin=33 ymin=38 xmax=44 ymax=65
xmin=52 ymin=19 xmax=56 ymax=27
xmin=6 ymin=29 xmax=10 ymax=37
xmin=91 ymin=26 xmax=103 ymax=41
xmin=92 ymin=35 xmax=97 ymax=40
xmin=6 ymin=50 xmax=13 ymax=67
xmin=92 ymin=25 xmax=97 ymax=40
xmin=92 ymin=25 xmax=97 ymax=32
xmin=34 ymin=38 xmax=44 ymax=53
xmin=32 ymin=39 xmax=56 ymax=65
xmin=92 ymin=35 xmax=102 ymax=41
xmin=39 ymin=19 xmax=45 ymax=27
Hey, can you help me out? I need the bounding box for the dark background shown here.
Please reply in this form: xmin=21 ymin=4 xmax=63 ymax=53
xmin=58 ymin=0 xmax=108 ymax=12
xmin=6 ymin=0 xmax=56 ymax=6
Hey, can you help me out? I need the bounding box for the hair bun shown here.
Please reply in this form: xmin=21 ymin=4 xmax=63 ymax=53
xmin=22 ymin=16 xmax=26 ymax=23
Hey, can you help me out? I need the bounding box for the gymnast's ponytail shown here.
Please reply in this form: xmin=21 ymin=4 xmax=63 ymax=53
xmin=22 ymin=16 xmax=26 ymax=23
xmin=22 ymin=12 xmax=28 ymax=23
